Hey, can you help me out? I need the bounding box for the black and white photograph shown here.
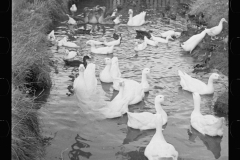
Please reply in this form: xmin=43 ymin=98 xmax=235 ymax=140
xmin=12 ymin=0 xmax=229 ymax=160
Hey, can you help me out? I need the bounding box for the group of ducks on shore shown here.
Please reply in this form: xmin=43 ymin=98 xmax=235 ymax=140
xmin=47 ymin=5 xmax=228 ymax=160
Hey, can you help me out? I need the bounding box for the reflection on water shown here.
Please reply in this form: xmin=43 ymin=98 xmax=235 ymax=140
xmin=68 ymin=134 xmax=92 ymax=159
xmin=188 ymin=125 xmax=223 ymax=159
xmin=41 ymin=0 xmax=228 ymax=160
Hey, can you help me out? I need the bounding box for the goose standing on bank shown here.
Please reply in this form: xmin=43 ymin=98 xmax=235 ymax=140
xmin=178 ymin=70 xmax=220 ymax=95
xmin=144 ymin=113 xmax=178 ymax=160
xmin=180 ymin=29 xmax=207 ymax=54
xmin=205 ymin=18 xmax=227 ymax=40
xmin=127 ymin=95 xmax=167 ymax=130
xmin=127 ymin=9 xmax=146 ymax=26
xmin=191 ymin=92 xmax=224 ymax=136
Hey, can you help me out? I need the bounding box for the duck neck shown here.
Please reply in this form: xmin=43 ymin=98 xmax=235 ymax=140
xmin=118 ymin=85 xmax=124 ymax=98
xmin=155 ymin=102 xmax=164 ymax=114
xmin=207 ymin=77 xmax=214 ymax=89
xmin=154 ymin=121 xmax=166 ymax=142
xmin=129 ymin=13 xmax=133 ymax=19
xmin=141 ymin=72 xmax=147 ymax=84
xmin=193 ymin=97 xmax=201 ymax=113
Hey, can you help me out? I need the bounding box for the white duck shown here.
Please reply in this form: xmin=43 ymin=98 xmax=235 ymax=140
xmin=144 ymin=36 xmax=158 ymax=47
xmin=205 ymin=18 xmax=228 ymax=40
xmin=62 ymin=37 xmax=80 ymax=48
xmin=134 ymin=39 xmax=147 ymax=52
xmin=47 ymin=30 xmax=55 ymax=41
xmin=103 ymin=35 xmax=122 ymax=46
xmin=70 ymin=4 xmax=77 ymax=13
xmin=127 ymin=9 xmax=146 ymax=26
xmin=191 ymin=92 xmax=224 ymax=136
xmin=99 ymin=58 xmax=113 ymax=83
xmin=144 ymin=113 xmax=178 ymax=160
xmin=66 ymin=14 xmax=77 ymax=25
xmin=73 ymin=64 xmax=87 ymax=98
xmin=63 ymin=49 xmax=79 ymax=60
xmin=97 ymin=81 xmax=129 ymax=118
xmin=141 ymin=68 xmax=150 ymax=92
xmin=113 ymin=15 xmax=122 ymax=24
xmin=89 ymin=42 xmax=114 ymax=54
xmin=113 ymin=77 xmax=145 ymax=105
xmin=86 ymin=40 xmax=104 ymax=45
xmin=160 ymin=30 xmax=181 ymax=38
xmin=180 ymin=29 xmax=207 ymax=54
xmin=151 ymin=34 xmax=173 ymax=46
xmin=127 ymin=95 xmax=167 ymax=130
xmin=110 ymin=57 xmax=122 ymax=80
xmin=178 ymin=70 xmax=220 ymax=95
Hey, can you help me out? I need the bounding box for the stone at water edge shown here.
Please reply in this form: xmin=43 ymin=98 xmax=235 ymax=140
xmin=214 ymin=92 xmax=228 ymax=114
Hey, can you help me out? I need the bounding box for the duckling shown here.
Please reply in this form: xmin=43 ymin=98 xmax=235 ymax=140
xmin=205 ymin=18 xmax=227 ymax=40
xmin=63 ymin=55 xmax=91 ymax=68
xmin=135 ymin=30 xmax=152 ymax=40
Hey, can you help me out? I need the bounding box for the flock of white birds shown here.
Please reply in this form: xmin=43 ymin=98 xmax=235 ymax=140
xmin=47 ymin=4 xmax=227 ymax=160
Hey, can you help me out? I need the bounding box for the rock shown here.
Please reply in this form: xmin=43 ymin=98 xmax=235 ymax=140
xmin=214 ymin=92 xmax=228 ymax=114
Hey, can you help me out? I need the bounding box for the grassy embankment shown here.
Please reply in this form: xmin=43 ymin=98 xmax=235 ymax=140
xmin=12 ymin=0 xmax=68 ymax=159
xmin=186 ymin=0 xmax=229 ymax=114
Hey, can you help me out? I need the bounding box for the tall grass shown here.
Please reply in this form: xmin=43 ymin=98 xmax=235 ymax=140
xmin=189 ymin=0 xmax=228 ymax=27
xmin=12 ymin=0 xmax=68 ymax=159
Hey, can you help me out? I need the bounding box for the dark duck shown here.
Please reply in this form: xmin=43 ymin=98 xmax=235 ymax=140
xmin=135 ymin=30 xmax=153 ymax=40
xmin=63 ymin=55 xmax=91 ymax=68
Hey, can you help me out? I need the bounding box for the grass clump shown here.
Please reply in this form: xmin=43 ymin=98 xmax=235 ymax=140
xmin=12 ymin=0 xmax=69 ymax=160
xmin=12 ymin=89 xmax=45 ymax=160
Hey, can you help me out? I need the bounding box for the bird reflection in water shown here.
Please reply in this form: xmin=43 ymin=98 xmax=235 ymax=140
xmin=68 ymin=134 xmax=92 ymax=160
xmin=187 ymin=125 xmax=223 ymax=159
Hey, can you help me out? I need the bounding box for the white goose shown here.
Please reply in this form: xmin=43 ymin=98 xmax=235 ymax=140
xmin=141 ymin=68 xmax=150 ymax=92
xmin=97 ymin=80 xmax=129 ymax=118
xmin=180 ymin=29 xmax=207 ymax=53
xmin=103 ymin=35 xmax=122 ymax=46
xmin=62 ymin=37 xmax=80 ymax=48
xmin=191 ymin=92 xmax=224 ymax=136
xmin=160 ymin=30 xmax=181 ymax=38
xmin=144 ymin=36 xmax=158 ymax=47
xmin=63 ymin=49 xmax=79 ymax=60
xmin=70 ymin=4 xmax=77 ymax=13
xmin=178 ymin=70 xmax=220 ymax=95
xmin=86 ymin=40 xmax=104 ymax=45
xmin=113 ymin=15 xmax=122 ymax=24
xmin=134 ymin=39 xmax=147 ymax=52
xmin=113 ymin=77 xmax=145 ymax=105
xmin=84 ymin=63 xmax=98 ymax=95
xmin=127 ymin=95 xmax=167 ymax=130
xmin=66 ymin=14 xmax=77 ymax=25
xmin=144 ymin=113 xmax=178 ymax=160
xmin=89 ymin=42 xmax=114 ymax=54
xmin=99 ymin=58 xmax=113 ymax=83
xmin=73 ymin=64 xmax=87 ymax=98
xmin=47 ymin=30 xmax=55 ymax=41
xmin=110 ymin=57 xmax=122 ymax=80
xmin=127 ymin=9 xmax=146 ymax=26
xmin=205 ymin=18 xmax=227 ymax=40
xmin=151 ymin=34 xmax=173 ymax=46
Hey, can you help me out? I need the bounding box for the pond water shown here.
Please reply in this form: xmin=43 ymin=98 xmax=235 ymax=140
xmin=39 ymin=0 xmax=228 ymax=160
